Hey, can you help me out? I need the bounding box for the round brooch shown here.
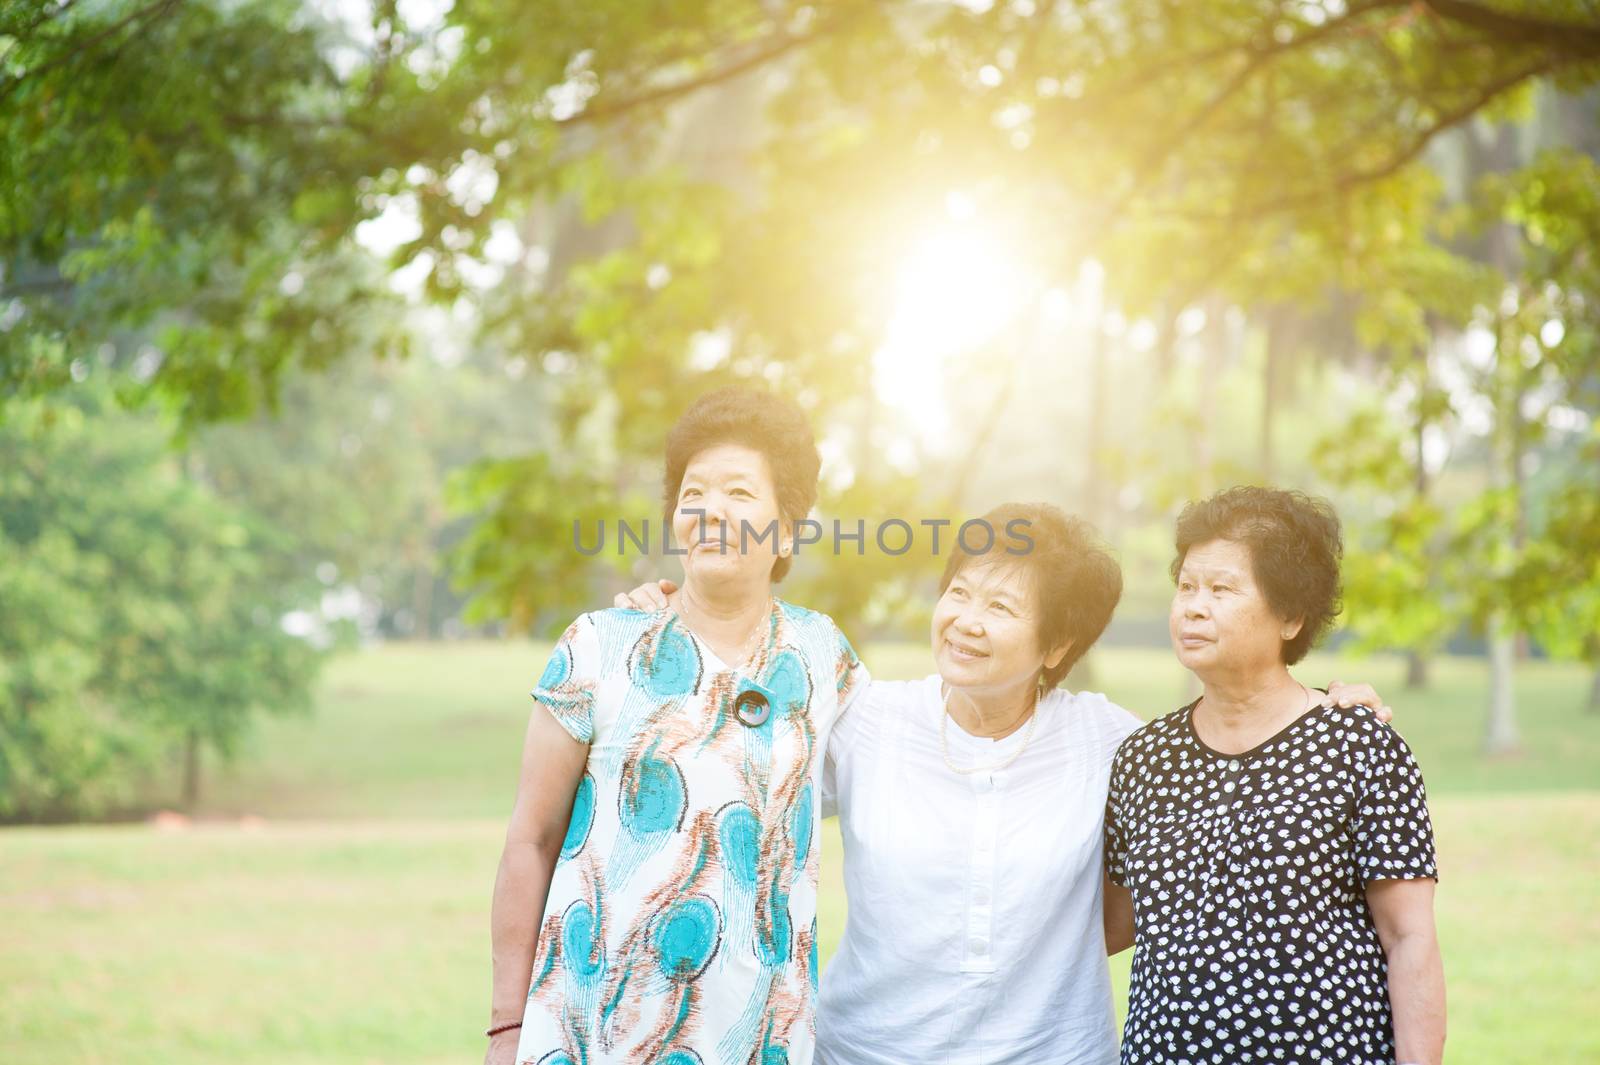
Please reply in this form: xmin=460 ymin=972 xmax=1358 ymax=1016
xmin=734 ymin=689 xmax=771 ymax=728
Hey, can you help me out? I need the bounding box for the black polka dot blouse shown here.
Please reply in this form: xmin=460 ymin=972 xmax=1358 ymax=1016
xmin=1103 ymin=700 xmax=1438 ymax=1064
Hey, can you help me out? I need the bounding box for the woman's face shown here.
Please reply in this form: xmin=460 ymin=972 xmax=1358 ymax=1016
xmin=1170 ymin=538 xmax=1299 ymax=680
xmin=930 ymin=561 xmax=1061 ymax=697
xmin=672 ymin=443 xmax=787 ymax=588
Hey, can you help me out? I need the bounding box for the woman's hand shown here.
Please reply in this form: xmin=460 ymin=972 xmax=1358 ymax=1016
xmin=1321 ymin=680 xmax=1393 ymax=725
xmin=483 ymin=1028 xmax=520 ymax=1065
xmin=614 ymin=578 xmax=677 ymax=611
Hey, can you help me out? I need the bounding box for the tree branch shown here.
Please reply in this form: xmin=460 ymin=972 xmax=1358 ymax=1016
xmin=1169 ymin=57 xmax=1562 ymax=223
xmin=0 ymin=0 xmax=182 ymax=103
xmin=1422 ymin=0 xmax=1600 ymax=57
xmin=1056 ymin=0 xmax=1409 ymax=121
xmin=3 ymin=0 xmax=83 ymax=43
xmin=555 ymin=3 xmax=874 ymax=127
xmin=0 ymin=275 xmax=73 ymax=299
xmin=1082 ymin=0 xmax=1416 ymax=232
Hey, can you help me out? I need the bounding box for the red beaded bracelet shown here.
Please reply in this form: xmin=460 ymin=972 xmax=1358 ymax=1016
xmin=485 ymin=1021 xmax=522 ymax=1038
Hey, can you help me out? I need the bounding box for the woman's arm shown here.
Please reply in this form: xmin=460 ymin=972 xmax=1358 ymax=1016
xmin=1367 ymin=878 xmax=1446 ymax=1065
xmin=485 ymin=706 xmax=589 ymax=1064
xmin=1103 ymin=873 xmax=1134 ymax=956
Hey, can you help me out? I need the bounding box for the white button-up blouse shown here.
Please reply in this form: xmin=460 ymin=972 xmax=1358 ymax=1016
xmin=816 ymin=676 xmax=1142 ymax=1065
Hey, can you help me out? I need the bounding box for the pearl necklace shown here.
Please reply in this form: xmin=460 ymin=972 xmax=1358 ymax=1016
xmin=939 ymin=685 xmax=1043 ymax=776
xmin=676 ymin=596 xmax=773 ymax=674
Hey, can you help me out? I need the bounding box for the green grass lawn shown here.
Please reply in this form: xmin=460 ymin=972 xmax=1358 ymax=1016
xmin=3 ymin=641 xmax=1597 ymax=1063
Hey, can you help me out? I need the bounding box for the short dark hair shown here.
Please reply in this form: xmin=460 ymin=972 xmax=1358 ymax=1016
xmin=1170 ymin=486 xmax=1343 ymax=665
xmin=663 ymin=386 xmax=820 ymax=582
xmin=938 ymin=503 xmax=1123 ymax=689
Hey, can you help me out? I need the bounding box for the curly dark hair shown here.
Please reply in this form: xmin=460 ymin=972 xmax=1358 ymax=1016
xmin=938 ymin=502 xmax=1123 ymax=689
xmin=662 ymin=386 xmax=821 ymax=582
xmin=1170 ymin=486 xmax=1344 ymax=665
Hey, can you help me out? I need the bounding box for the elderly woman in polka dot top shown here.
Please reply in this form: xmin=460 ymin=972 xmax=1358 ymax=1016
xmin=1103 ymin=486 xmax=1445 ymax=1065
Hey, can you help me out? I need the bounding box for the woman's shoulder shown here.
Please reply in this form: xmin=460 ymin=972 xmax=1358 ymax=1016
xmin=863 ymin=674 xmax=942 ymax=713
xmin=575 ymin=606 xmax=667 ymax=645
xmin=1053 ymin=688 xmax=1145 ymax=736
xmin=775 ymin=598 xmax=855 ymax=645
xmin=1316 ymin=701 xmax=1423 ymax=765
xmin=1111 ymin=702 xmax=1192 ymax=758
xmin=775 ymin=598 xmax=864 ymax=666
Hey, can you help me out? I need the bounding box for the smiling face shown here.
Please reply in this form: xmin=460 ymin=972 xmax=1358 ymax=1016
xmin=1170 ymin=538 xmax=1302 ymax=681
xmin=931 ymin=559 xmax=1065 ymax=697
xmin=671 ymin=443 xmax=787 ymax=590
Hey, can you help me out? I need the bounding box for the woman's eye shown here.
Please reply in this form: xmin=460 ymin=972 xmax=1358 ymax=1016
xmin=950 ymin=587 xmax=967 ymax=599
xmin=991 ymin=601 xmax=1013 ymax=615
xmin=681 ymin=488 xmax=700 ymax=499
xmin=731 ymin=488 xmax=752 ymax=498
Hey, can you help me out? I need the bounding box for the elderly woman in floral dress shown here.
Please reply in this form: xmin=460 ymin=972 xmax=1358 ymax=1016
xmin=485 ymin=387 xmax=869 ymax=1065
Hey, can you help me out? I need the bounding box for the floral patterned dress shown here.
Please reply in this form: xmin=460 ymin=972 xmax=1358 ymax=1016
xmin=515 ymin=601 xmax=869 ymax=1065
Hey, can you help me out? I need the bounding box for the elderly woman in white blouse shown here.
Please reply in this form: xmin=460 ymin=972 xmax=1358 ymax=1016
xmin=617 ymin=501 xmax=1385 ymax=1064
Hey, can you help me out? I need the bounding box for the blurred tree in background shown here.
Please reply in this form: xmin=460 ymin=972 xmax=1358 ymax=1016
xmin=0 ymin=387 xmax=321 ymax=819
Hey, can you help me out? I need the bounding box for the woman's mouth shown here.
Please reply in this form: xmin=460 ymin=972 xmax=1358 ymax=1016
xmin=945 ymin=640 xmax=989 ymax=661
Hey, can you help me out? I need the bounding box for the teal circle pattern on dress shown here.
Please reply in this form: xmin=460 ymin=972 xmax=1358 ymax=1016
xmin=562 ymin=899 xmax=603 ymax=979
xmin=717 ymin=802 xmax=761 ymax=886
xmin=761 ymin=649 xmax=810 ymax=716
xmin=632 ymin=621 xmax=701 ymax=698
xmin=537 ymin=641 xmax=571 ymax=689
xmin=761 ymin=1047 xmax=790 ymax=1065
xmin=535 ymin=1053 xmax=577 ymax=1065
xmin=653 ymin=895 xmax=721 ymax=982
xmin=560 ymin=773 xmax=596 ymax=860
xmin=621 ymin=752 xmax=687 ymax=837
xmin=659 ymin=1052 xmax=703 ymax=1065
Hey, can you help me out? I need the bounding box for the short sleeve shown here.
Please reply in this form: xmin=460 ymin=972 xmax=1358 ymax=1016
xmin=1103 ymin=741 xmax=1134 ymax=887
xmin=1354 ymin=721 xmax=1438 ymax=883
xmin=531 ymin=613 xmax=600 ymax=744
xmin=834 ymin=627 xmax=871 ymax=720
xmin=822 ymin=628 xmax=872 ymax=820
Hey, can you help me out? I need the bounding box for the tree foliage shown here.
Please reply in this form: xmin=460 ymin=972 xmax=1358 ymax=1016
xmin=0 ymin=388 xmax=322 ymax=819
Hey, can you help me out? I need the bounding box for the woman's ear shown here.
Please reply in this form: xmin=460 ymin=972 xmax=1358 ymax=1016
xmin=1279 ymin=617 xmax=1305 ymax=642
xmin=1044 ymin=639 xmax=1074 ymax=672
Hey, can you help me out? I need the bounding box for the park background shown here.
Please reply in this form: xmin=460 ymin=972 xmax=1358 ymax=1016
xmin=2 ymin=0 xmax=1599 ymax=1061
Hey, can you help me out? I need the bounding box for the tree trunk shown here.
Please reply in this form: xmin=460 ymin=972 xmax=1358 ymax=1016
xmin=1484 ymin=621 xmax=1520 ymax=755
xmin=1260 ymin=307 xmax=1290 ymax=482
xmin=1085 ymin=310 xmax=1108 ymax=532
xmin=182 ymin=729 xmax=202 ymax=810
xmin=411 ymin=561 xmax=434 ymax=640
xmin=1405 ymin=650 xmax=1430 ymax=690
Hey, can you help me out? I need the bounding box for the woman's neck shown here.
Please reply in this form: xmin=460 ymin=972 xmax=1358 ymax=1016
xmin=945 ymin=680 xmax=1038 ymax=740
xmin=674 ymin=579 xmax=771 ymax=655
xmin=1194 ymin=667 xmax=1310 ymax=754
